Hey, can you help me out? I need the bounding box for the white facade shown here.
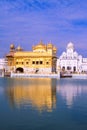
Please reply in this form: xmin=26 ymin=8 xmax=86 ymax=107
xmin=0 ymin=58 xmax=7 ymax=70
xmin=57 ymin=42 xmax=87 ymax=73
xmin=0 ymin=58 xmax=8 ymax=77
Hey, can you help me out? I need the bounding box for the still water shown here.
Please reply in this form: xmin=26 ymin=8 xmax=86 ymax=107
xmin=0 ymin=77 xmax=87 ymax=130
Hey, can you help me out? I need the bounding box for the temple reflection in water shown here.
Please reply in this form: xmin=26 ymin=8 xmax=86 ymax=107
xmin=6 ymin=78 xmax=57 ymax=112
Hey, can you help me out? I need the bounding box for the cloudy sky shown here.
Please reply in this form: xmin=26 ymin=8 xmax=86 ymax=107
xmin=0 ymin=0 xmax=87 ymax=57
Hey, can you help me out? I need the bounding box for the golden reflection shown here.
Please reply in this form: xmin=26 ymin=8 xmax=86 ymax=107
xmin=6 ymin=78 xmax=57 ymax=112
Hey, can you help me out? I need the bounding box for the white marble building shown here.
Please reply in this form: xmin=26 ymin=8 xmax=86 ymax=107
xmin=57 ymin=42 xmax=87 ymax=73
xmin=0 ymin=58 xmax=7 ymax=70
xmin=0 ymin=58 xmax=8 ymax=77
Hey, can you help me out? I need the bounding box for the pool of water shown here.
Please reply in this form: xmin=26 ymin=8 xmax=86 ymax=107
xmin=0 ymin=77 xmax=87 ymax=130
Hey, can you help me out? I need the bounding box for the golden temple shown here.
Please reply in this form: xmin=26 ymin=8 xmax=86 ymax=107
xmin=6 ymin=41 xmax=57 ymax=74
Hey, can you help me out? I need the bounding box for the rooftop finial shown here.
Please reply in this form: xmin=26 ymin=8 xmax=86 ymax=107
xmin=39 ymin=40 xmax=43 ymax=45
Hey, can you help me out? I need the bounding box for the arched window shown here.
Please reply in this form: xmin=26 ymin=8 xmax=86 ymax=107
xmin=16 ymin=67 xmax=24 ymax=73
xmin=67 ymin=66 xmax=71 ymax=70
xmin=73 ymin=66 xmax=76 ymax=72
xmin=62 ymin=66 xmax=65 ymax=71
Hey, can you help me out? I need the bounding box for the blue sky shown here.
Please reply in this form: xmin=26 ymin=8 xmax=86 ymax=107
xmin=0 ymin=0 xmax=87 ymax=57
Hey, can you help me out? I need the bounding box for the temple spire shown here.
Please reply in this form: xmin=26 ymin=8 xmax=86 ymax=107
xmin=39 ymin=40 xmax=43 ymax=45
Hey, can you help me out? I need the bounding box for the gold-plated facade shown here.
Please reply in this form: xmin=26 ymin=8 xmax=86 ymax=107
xmin=6 ymin=41 xmax=57 ymax=73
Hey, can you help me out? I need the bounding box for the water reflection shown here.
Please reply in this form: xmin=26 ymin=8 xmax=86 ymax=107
xmin=0 ymin=87 xmax=4 ymax=95
xmin=57 ymin=79 xmax=87 ymax=108
xmin=4 ymin=78 xmax=87 ymax=110
xmin=6 ymin=78 xmax=57 ymax=112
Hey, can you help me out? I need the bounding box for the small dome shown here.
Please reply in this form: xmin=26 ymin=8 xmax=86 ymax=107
xmin=53 ymin=46 xmax=57 ymax=51
xmin=33 ymin=40 xmax=46 ymax=50
xmin=16 ymin=45 xmax=22 ymax=51
xmin=62 ymin=52 xmax=66 ymax=56
xmin=10 ymin=44 xmax=15 ymax=49
xmin=37 ymin=41 xmax=45 ymax=48
xmin=67 ymin=42 xmax=74 ymax=49
xmin=74 ymin=51 xmax=78 ymax=56
xmin=47 ymin=42 xmax=53 ymax=49
xmin=47 ymin=43 xmax=52 ymax=46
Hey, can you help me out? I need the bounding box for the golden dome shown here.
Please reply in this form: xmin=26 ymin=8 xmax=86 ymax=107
xmin=47 ymin=43 xmax=52 ymax=46
xmin=10 ymin=44 xmax=15 ymax=50
xmin=37 ymin=40 xmax=45 ymax=47
xmin=47 ymin=42 xmax=53 ymax=48
xmin=16 ymin=45 xmax=23 ymax=51
xmin=53 ymin=46 xmax=57 ymax=51
xmin=33 ymin=40 xmax=46 ymax=50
